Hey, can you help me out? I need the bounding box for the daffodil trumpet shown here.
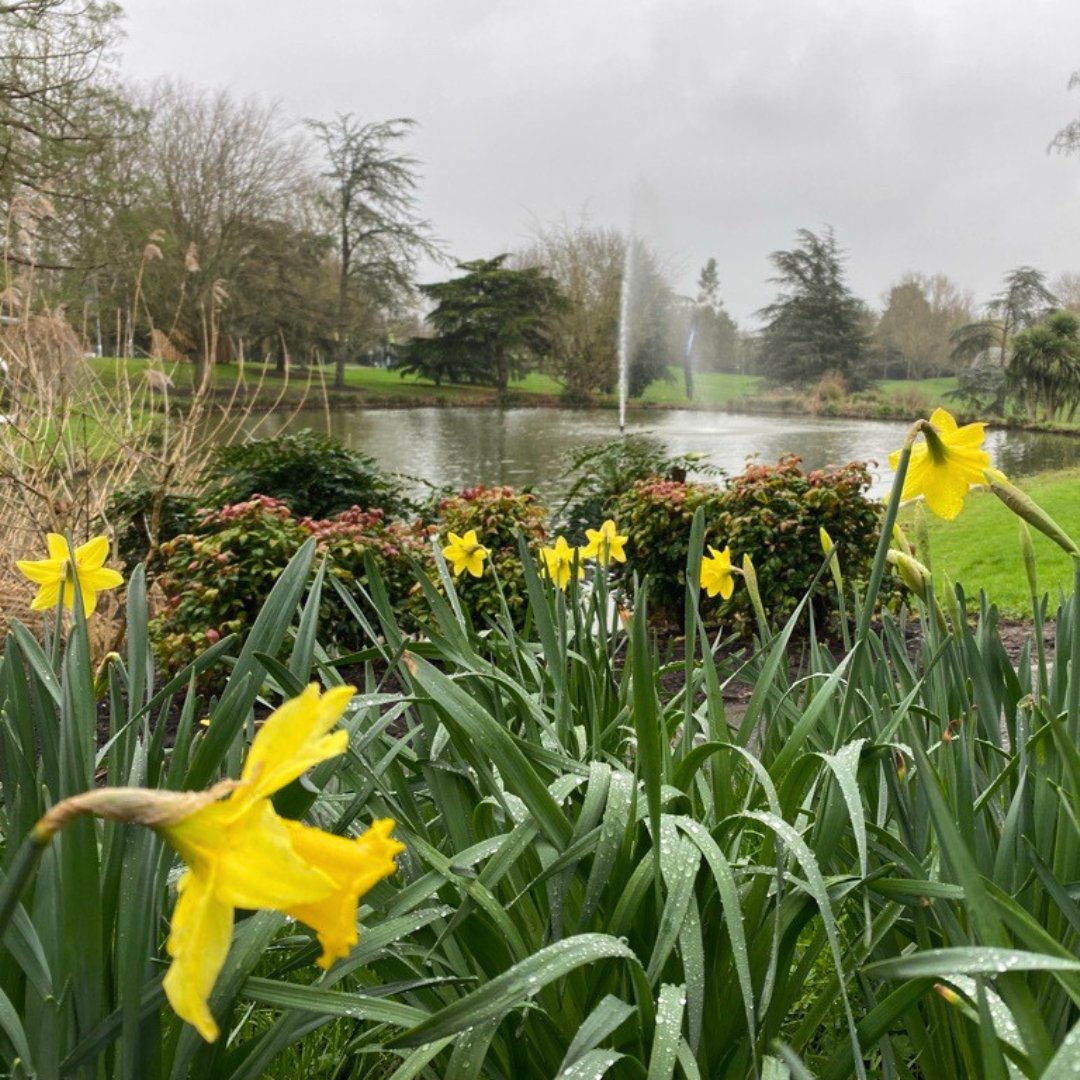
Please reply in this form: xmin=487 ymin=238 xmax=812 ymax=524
xmin=25 ymin=684 xmax=404 ymax=1043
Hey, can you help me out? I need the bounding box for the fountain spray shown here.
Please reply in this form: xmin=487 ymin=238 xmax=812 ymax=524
xmin=617 ymin=237 xmax=634 ymax=434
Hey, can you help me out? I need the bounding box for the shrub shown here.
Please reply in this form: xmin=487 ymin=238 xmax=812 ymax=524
xmin=610 ymin=478 xmax=728 ymax=617
xmin=435 ymin=485 xmax=547 ymax=624
xmin=151 ymin=496 xmax=434 ymax=678
xmin=151 ymin=496 xmax=308 ymax=677
xmin=106 ymin=474 xmax=201 ymax=573
xmin=202 ymin=428 xmax=411 ymax=519
xmin=612 ymin=456 xmax=881 ymax=627
xmin=301 ymin=505 xmax=432 ymax=646
xmin=555 ymin=434 xmax=725 ymax=539
xmin=711 ymin=455 xmax=881 ymax=629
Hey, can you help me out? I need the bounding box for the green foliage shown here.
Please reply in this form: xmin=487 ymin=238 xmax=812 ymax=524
xmin=150 ymin=495 xmax=429 ymax=678
xmin=555 ymin=434 xmax=725 ymax=539
xmin=151 ymin=496 xmax=308 ymax=676
xmin=757 ymin=226 xmax=871 ymax=388
xmin=204 ymin=428 xmax=411 ymax=518
xmin=610 ymin=477 xmax=727 ymax=615
xmin=435 ymin=484 xmax=547 ymax=623
xmin=395 ymin=255 xmax=567 ymax=394
xmin=610 ymin=456 xmax=880 ymax=624
xmin=1008 ymin=309 xmax=1080 ymax=421
xmin=710 ymin=456 xmax=880 ymax=628
xmin=9 ymin=453 xmax=1080 ymax=1078
xmin=107 ymin=473 xmax=201 ymax=573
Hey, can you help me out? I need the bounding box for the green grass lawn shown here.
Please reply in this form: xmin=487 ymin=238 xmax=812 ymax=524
xmin=878 ymin=377 xmax=958 ymax=407
xmin=85 ymin=357 xmax=762 ymax=406
xmin=907 ymin=467 xmax=1080 ymax=616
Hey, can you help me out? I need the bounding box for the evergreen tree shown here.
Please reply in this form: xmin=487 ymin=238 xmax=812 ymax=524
xmin=756 ymin=227 xmax=869 ymax=387
xmin=395 ymin=255 xmax=566 ymax=396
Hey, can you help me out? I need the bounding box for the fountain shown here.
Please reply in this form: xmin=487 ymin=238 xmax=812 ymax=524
xmin=617 ymin=236 xmax=634 ymax=433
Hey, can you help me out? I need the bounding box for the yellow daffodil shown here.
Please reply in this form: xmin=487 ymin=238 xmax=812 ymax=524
xmin=16 ymin=534 xmax=124 ymax=616
xmin=540 ymin=535 xmax=584 ymax=591
xmin=35 ymin=684 xmax=404 ymax=1043
xmin=441 ymin=529 xmax=489 ymax=577
xmin=819 ymin=526 xmax=844 ymax=591
xmin=580 ymin=519 xmax=628 ymax=565
xmin=888 ymin=408 xmax=992 ymax=521
xmin=700 ymin=545 xmax=735 ymax=600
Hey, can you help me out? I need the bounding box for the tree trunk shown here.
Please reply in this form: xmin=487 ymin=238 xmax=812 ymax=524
xmin=496 ymin=349 xmax=508 ymax=399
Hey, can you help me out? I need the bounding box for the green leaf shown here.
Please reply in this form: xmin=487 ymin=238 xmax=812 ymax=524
xmin=389 ymin=934 xmax=639 ymax=1048
xmin=865 ymin=948 xmax=1080 ymax=980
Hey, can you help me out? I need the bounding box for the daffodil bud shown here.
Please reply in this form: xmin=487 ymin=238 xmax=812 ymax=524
xmin=34 ymin=780 xmax=238 ymax=842
xmin=820 ymin=526 xmax=844 ymax=593
xmin=741 ymin=553 xmax=768 ymax=632
xmin=892 ymin=522 xmax=914 ymax=556
xmin=886 ymin=549 xmax=932 ymax=602
xmin=1018 ymin=519 xmax=1039 ymax=599
xmin=987 ymin=472 xmax=1080 ymax=558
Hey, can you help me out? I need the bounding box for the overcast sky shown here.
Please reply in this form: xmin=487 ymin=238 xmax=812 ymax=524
xmin=119 ymin=0 xmax=1080 ymax=326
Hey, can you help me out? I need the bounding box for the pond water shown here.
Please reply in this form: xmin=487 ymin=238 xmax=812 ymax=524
xmin=242 ymin=407 xmax=1080 ymax=505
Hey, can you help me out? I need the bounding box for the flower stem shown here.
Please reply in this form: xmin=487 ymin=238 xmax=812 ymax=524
xmin=0 ymin=829 xmax=51 ymax=937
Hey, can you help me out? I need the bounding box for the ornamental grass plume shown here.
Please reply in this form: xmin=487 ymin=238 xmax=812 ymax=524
xmin=441 ymin=529 xmax=489 ymax=577
xmin=580 ymin=519 xmax=628 ymax=565
xmin=15 ymin=533 xmax=123 ymax=616
xmin=540 ymin=535 xmax=583 ymax=591
xmin=33 ymin=683 xmax=404 ymax=1042
xmin=888 ymin=407 xmax=993 ymax=521
xmin=700 ymin=545 xmax=735 ymax=600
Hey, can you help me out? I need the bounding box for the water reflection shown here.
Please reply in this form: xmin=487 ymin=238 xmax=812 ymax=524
xmin=243 ymin=407 xmax=1080 ymax=504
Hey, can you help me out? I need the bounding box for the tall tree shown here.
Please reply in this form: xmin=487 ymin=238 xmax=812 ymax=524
xmin=756 ymin=227 xmax=869 ymax=387
xmin=306 ymin=115 xmax=438 ymax=388
xmin=692 ymin=256 xmax=739 ymax=374
xmin=136 ymin=80 xmax=312 ymax=382
xmin=518 ymin=221 xmax=674 ymax=401
xmin=950 ymin=266 xmax=1057 ymax=369
xmin=395 ymin=255 xmax=565 ymax=396
xmin=875 ymin=273 xmax=973 ymax=378
xmin=1008 ymin=309 xmax=1080 ymax=420
xmin=0 ymin=0 xmax=124 ymax=221
xmin=0 ymin=0 xmax=136 ymax=334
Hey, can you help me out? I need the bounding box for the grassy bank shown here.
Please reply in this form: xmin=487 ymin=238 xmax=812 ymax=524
xmin=87 ymin=357 xmax=958 ymax=412
xmin=907 ymin=466 xmax=1080 ymax=615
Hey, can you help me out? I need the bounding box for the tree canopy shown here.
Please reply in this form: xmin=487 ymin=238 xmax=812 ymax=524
xmin=756 ymin=227 xmax=870 ymax=387
xmin=394 ymin=255 xmax=566 ymax=395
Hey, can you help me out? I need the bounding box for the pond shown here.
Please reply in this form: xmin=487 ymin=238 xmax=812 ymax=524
xmin=242 ymin=407 xmax=1080 ymax=506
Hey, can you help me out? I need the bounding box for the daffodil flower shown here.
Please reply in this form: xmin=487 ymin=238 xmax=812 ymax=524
xmin=35 ymin=684 xmax=404 ymax=1043
xmin=700 ymin=545 xmax=735 ymax=600
xmin=540 ymin=536 xmax=583 ymax=591
xmin=580 ymin=519 xmax=628 ymax=565
xmin=16 ymin=534 xmax=124 ymax=616
xmin=441 ymin=529 xmax=489 ymax=577
xmin=888 ymin=408 xmax=992 ymax=521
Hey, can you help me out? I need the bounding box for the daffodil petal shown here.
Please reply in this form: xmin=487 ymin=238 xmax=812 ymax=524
xmin=239 ymin=685 xmax=353 ymax=801
xmin=29 ymin=581 xmax=61 ymax=610
xmin=74 ymin=535 xmax=109 ymax=570
xmin=80 ymin=567 xmax=124 ymax=592
xmin=928 ymin=407 xmax=958 ymax=435
xmin=163 ymin=801 xmax=335 ymax=910
xmin=283 ymin=818 xmax=404 ymax=968
xmin=162 ymin=869 xmax=233 ymax=1043
xmin=16 ymin=557 xmax=62 ymax=584
xmin=46 ymin=533 xmax=69 ymax=562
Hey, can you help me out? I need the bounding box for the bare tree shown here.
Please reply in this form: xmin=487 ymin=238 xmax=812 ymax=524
xmin=140 ymin=79 xmax=312 ymax=382
xmin=306 ymin=114 xmax=439 ymax=388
